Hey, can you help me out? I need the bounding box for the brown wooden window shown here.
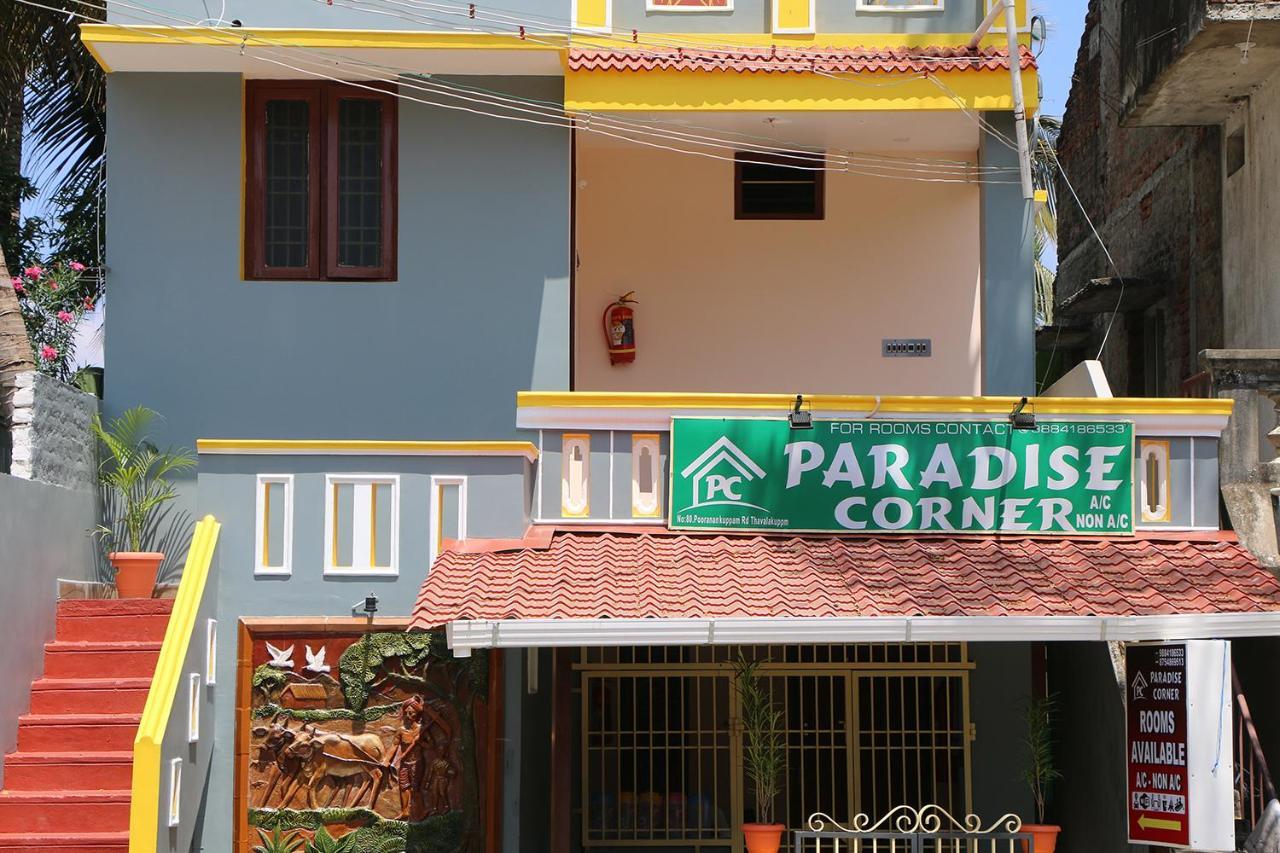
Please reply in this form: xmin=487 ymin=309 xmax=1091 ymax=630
xmin=246 ymin=81 xmax=397 ymax=280
xmin=734 ymin=151 xmax=825 ymax=220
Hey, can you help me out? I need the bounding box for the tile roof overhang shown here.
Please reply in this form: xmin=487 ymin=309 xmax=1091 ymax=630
xmin=410 ymin=529 xmax=1280 ymax=654
xmin=565 ymin=44 xmax=1037 ymax=75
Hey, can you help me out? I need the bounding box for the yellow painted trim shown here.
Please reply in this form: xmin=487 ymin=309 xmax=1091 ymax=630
xmin=569 ymin=32 xmax=1031 ymax=49
xmin=573 ymin=0 xmax=610 ymax=32
xmin=369 ymin=482 xmax=378 ymax=567
xmin=561 ymin=433 xmax=591 ymax=518
xmin=773 ymin=0 xmax=815 ymax=35
xmin=261 ymin=481 xmax=271 ymax=568
xmin=1139 ymin=438 xmax=1173 ymax=523
xmin=129 ymin=515 xmax=221 ymax=853
xmin=517 ymin=391 xmax=1235 ymax=417
xmin=196 ymin=439 xmax=538 ymax=458
xmin=79 ymin=23 xmax=567 ymax=50
xmin=81 ymin=34 xmax=113 ymax=72
xmin=565 ymin=67 xmax=1038 ymax=112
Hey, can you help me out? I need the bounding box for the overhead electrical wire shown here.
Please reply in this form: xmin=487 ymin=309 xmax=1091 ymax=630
xmin=44 ymin=0 xmax=1023 ymax=183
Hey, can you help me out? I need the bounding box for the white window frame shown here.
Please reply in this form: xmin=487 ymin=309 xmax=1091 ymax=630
xmin=771 ymin=0 xmax=815 ymax=33
xmin=187 ymin=673 xmax=201 ymax=743
xmin=856 ymin=0 xmax=944 ymax=12
xmin=982 ymin=0 xmax=1028 ymax=30
xmin=254 ymin=474 xmax=293 ymax=577
xmin=562 ymin=434 xmax=591 ymax=518
xmin=205 ymin=618 xmax=218 ymax=686
xmin=1139 ymin=439 xmax=1172 ymax=524
xmin=168 ymin=758 xmax=183 ymax=827
xmin=429 ymin=475 xmax=469 ymax=568
xmin=631 ymin=434 xmax=663 ymax=518
xmin=571 ymin=0 xmax=613 ymax=32
xmin=324 ymin=474 xmax=400 ymax=577
xmin=645 ymin=0 xmax=734 ymax=11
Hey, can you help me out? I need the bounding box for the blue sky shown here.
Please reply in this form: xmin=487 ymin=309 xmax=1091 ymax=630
xmin=1036 ymin=0 xmax=1089 ymax=118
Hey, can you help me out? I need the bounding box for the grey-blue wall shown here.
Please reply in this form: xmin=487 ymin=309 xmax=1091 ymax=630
xmin=104 ymin=72 xmax=570 ymax=456
xmin=970 ymin=642 xmax=1033 ymax=824
xmin=0 ymin=475 xmax=97 ymax=785
xmin=979 ymin=111 xmax=1035 ymax=396
xmin=106 ymin=0 xmax=989 ymax=34
xmin=195 ymin=452 xmax=530 ymax=851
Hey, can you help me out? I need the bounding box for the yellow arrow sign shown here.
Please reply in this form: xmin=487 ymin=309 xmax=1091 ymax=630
xmin=1138 ymin=815 xmax=1182 ymax=832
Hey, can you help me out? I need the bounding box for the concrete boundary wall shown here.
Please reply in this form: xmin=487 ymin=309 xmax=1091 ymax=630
xmin=0 ymin=475 xmax=98 ymax=785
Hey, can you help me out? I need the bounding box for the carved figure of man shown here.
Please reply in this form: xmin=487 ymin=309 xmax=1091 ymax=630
xmin=425 ymin=730 xmax=457 ymax=817
xmin=387 ymin=695 xmax=426 ymax=819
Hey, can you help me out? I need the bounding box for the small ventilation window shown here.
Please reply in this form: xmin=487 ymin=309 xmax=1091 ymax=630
xmin=1139 ymin=439 xmax=1171 ymax=523
xmin=431 ymin=476 xmax=467 ymax=565
xmin=734 ymin=152 xmax=825 ymax=220
xmin=324 ymin=475 xmax=399 ymax=575
xmin=632 ymin=434 xmax=663 ymax=518
xmin=254 ymin=475 xmax=293 ymax=576
xmin=562 ymin=434 xmax=591 ymax=517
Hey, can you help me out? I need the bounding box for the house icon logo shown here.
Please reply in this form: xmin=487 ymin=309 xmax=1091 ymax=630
xmin=1131 ymin=671 xmax=1148 ymax=702
xmin=678 ymin=436 xmax=771 ymax=513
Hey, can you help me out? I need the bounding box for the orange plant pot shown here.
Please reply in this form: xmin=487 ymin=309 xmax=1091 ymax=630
xmin=742 ymin=823 xmax=785 ymax=853
xmin=109 ymin=552 xmax=164 ymax=598
xmin=1021 ymin=824 xmax=1060 ymax=853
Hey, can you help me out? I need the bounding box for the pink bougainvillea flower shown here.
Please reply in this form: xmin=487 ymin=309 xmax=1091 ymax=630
xmin=48 ymin=282 xmax=58 ymax=291
xmin=10 ymin=277 xmax=22 ymax=293
xmin=69 ymin=262 xmax=86 ymax=272
xmin=23 ymin=266 xmax=42 ymax=279
xmin=83 ymin=297 xmax=95 ymax=310
xmin=57 ymin=310 xmax=74 ymax=324
xmin=39 ymin=345 xmax=57 ymax=361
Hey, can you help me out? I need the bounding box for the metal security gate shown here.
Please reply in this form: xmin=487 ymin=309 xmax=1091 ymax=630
xmin=793 ymin=807 xmax=1032 ymax=853
xmin=578 ymin=645 xmax=972 ymax=853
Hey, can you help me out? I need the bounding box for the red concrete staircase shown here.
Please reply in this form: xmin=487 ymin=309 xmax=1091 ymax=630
xmin=0 ymin=599 xmax=173 ymax=852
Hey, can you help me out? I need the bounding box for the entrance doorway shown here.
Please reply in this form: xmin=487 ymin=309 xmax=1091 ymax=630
xmin=576 ymin=645 xmax=972 ymax=853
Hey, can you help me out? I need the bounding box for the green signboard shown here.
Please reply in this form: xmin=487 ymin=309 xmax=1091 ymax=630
xmin=669 ymin=417 xmax=1134 ymax=534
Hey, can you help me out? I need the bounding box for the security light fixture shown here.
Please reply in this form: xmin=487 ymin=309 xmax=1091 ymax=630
xmin=1009 ymin=397 xmax=1037 ymax=431
xmin=789 ymin=394 xmax=813 ymax=430
xmin=352 ymin=593 xmax=380 ymax=621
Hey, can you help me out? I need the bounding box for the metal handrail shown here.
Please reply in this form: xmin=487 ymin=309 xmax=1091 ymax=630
xmin=795 ymin=808 xmax=1033 ymax=853
xmin=1234 ymin=667 xmax=1277 ymax=830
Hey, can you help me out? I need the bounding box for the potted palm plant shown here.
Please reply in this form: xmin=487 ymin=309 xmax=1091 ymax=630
xmin=734 ymin=656 xmax=785 ymax=853
xmin=1022 ymin=694 xmax=1062 ymax=853
xmin=93 ymin=407 xmax=195 ymax=598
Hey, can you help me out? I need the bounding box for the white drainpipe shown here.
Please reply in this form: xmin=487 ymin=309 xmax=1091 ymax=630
xmin=970 ymin=0 xmax=1034 ymax=200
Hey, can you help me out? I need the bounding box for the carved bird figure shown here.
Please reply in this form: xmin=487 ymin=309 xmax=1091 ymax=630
xmin=265 ymin=642 xmax=295 ymax=669
xmin=304 ymin=644 xmax=330 ymax=674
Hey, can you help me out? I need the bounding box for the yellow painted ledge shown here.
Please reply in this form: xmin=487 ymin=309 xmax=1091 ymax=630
xmin=129 ymin=516 xmax=220 ymax=853
xmin=79 ymin=23 xmax=566 ymax=50
xmin=565 ymin=67 xmax=1039 ymax=112
xmin=196 ymin=439 xmax=539 ymax=460
xmin=517 ymin=391 xmax=1235 ymax=417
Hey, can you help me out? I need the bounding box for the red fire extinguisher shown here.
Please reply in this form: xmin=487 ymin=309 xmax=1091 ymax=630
xmin=603 ymin=291 xmax=637 ymax=365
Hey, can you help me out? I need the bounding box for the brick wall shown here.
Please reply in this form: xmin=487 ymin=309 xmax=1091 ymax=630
xmin=1054 ymin=0 xmax=1225 ymax=396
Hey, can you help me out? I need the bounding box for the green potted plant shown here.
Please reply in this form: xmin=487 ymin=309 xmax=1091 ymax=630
xmin=733 ymin=656 xmax=786 ymax=853
xmin=92 ymin=406 xmax=194 ymax=597
xmin=1022 ymin=694 xmax=1062 ymax=853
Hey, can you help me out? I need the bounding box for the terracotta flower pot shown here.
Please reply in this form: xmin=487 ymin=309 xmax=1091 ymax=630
xmin=110 ymin=552 xmax=164 ymax=598
xmin=1021 ymin=824 xmax=1060 ymax=853
xmin=742 ymin=823 xmax=785 ymax=853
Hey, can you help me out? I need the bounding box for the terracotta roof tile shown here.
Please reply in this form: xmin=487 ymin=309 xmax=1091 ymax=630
xmin=565 ymin=44 xmax=1036 ymax=74
xmin=409 ymin=530 xmax=1280 ymax=628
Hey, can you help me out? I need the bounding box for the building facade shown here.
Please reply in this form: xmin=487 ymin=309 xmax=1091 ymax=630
xmin=59 ymin=0 xmax=1280 ymax=851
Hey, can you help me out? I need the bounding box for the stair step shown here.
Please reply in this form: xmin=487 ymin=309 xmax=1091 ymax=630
xmin=29 ymin=678 xmax=152 ymax=715
xmin=2 ymin=752 xmax=134 ymax=792
xmin=0 ymin=791 xmax=130 ymax=834
xmin=16 ymin=715 xmax=141 ymax=753
xmin=0 ymin=830 xmax=128 ymax=851
xmin=55 ymin=610 xmax=172 ymax=643
xmin=41 ymin=642 xmax=160 ymax=679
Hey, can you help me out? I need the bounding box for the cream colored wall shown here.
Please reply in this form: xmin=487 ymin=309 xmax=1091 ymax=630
xmin=574 ymin=143 xmax=983 ymax=395
xmin=1223 ymin=81 xmax=1280 ymax=350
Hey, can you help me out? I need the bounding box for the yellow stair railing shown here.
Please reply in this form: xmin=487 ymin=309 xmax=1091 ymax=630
xmin=129 ymin=514 xmax=221 ymax=853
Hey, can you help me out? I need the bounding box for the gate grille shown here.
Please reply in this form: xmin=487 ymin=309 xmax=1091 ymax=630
xmin=578 ymin=645 xmax=971 ymax=850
